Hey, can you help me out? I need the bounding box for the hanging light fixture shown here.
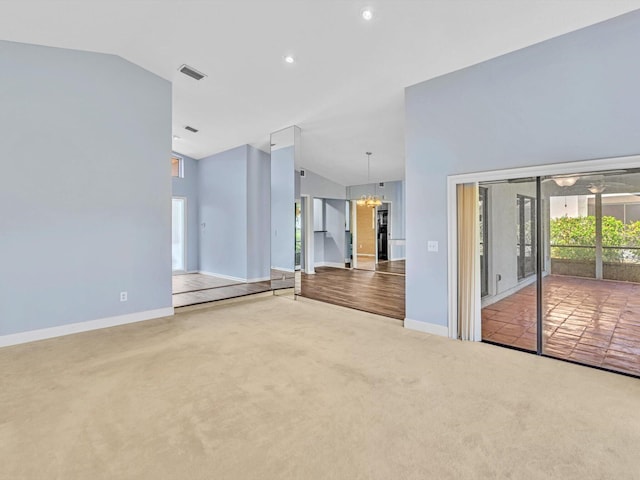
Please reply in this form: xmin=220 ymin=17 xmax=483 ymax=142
xmin=356 ymin=152 xmax=382 ymax=208
xmin=552 ymin=175 xmax=579 ymax=187
xmin=588 ymin=183 xmax=606 ymax=194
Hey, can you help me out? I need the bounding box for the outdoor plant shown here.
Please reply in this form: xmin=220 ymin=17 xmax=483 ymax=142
xmin=550 ymin=216 xmax=640 ymax=263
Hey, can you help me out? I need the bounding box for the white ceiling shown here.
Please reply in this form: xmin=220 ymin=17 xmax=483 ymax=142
xmin=2 ymin=0 xmax=640 ymax=185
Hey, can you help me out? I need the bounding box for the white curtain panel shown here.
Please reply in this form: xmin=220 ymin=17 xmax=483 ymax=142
xmin=456 ymin=183 xmax=481 ymax=341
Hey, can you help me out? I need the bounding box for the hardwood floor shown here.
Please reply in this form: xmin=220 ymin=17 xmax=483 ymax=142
xmin=355 ymin=255 xmax=376 ymax=271
xmin=172 ymin=273 xmax=241 ymax=294
xmin=375 ymin=259 xmax=405 ymax=275
xmin=173 ymin=267 xmax=406 ymax=316
xmin=173 ymin=281 xmax=271 ymax=308
xmin=355 ymin=256 xmax=406 ymax=275
xmin=301 ymin=267 xmax=405 ymax=320
xmin=172 ymin=273 xmax=271 ymax=308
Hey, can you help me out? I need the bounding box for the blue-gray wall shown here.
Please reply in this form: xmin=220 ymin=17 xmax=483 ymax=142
xmin=300 ymin=169 xmax=346 ymax=199
xmin=247 ymin=146 xmax=271 ymax=281
xmin=172 ymin=152 xmax=199 ymax=272
xmin=310 ymin=198 xmax=346 ymax=267
xmin=405 ymin=10 xmax=640 ymax=328
xmin=324 ymin=199 xmax=347 ymax=265
xmin=271 ymin=146 xmax=295 ymax=271
xmin=198 ymin=145 xmax=248 ymax=280
xmin=313 ymin=199 xmax=325 ymax=265
xmin=0 ymin=41 xmax=172 ymax=335
xmin=172 ymin=144 xmax=272 ymax=282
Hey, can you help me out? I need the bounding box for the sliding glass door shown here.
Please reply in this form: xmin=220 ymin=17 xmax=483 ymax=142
xmin=475 ymin=168 xmax=640 ymax=377
xmin=479 ymin=178 xmax=538 ymax=352
xmin=541 ymin=170 xmax=640 ymax=376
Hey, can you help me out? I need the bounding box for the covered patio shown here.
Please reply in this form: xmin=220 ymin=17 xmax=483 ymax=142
xmin=482 ymin=275 xmax=640 ymax=376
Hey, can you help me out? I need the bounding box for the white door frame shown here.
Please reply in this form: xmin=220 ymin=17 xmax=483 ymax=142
xmin=446 ymin=154 xmax=640 ymax=340
xmin=301 ymin=194 xmax=314 ymax=274
xmin=374 ymin=205 xmax=378 ymax=266
xmin=377 ymin=200 xmax=392 ymax=262
xmin=172 ymin=196 xmax=187 ymax=274
xmin=351 ymin=200 xmax=358 ymax=269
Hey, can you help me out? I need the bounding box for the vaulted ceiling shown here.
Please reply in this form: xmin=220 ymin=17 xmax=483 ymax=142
xmin=2 ymin=0 xmax=639 ymax=184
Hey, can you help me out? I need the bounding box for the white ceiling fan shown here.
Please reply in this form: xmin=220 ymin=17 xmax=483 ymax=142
xmin=546 ymin=171 xmax=633 ymax=194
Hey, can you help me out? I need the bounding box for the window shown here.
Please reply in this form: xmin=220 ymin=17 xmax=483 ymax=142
xmin=517 ymin=194 xmax=536 ymax=280
xmin=171 ymin=155 xmax=184 ymax=178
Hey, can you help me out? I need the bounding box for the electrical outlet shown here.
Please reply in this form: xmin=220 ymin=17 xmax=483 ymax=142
xmin=427 ymin=240 xmax=439 ymax=252
xmin=120 ymin=291 xmax=128 ymax=302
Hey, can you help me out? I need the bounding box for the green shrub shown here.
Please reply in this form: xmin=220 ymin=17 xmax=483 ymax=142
xmin=550 ymin=216 xmax=640 ymax=263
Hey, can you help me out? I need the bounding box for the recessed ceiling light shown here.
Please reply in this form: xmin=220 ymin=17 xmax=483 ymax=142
xmin=172 ymin=135 xmax=180 ymax=140
xmin=361 ymin=8 xmax=373 ymax=20
xmin=284 ymin=55 xmax=295 ymax=64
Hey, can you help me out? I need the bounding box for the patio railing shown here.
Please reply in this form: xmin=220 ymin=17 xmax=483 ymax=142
xmin=550 ymin=244 xmax=640 ymax=264
xmin=550 ymin=245 xmax=640 ymax=282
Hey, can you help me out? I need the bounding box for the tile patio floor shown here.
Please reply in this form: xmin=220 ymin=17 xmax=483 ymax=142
xmin=482 ymin=275 xmax=640 ymax=377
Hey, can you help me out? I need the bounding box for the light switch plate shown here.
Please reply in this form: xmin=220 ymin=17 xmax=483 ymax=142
xmin=427 ymin=240 xmax=439 ymax=252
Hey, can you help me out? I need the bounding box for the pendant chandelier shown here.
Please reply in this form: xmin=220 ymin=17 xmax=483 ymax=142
xmin=356 ymin=152 xmax=382 ymax=208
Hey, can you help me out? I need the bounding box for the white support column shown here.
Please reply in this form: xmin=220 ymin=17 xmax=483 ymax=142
xmin=595 ymin=193 xmax=603 ymax=280
xmin=303 ymin=195 xmax=315 ymax=274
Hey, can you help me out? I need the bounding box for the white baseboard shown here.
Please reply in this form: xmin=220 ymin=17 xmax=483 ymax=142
xmin=481 ymin=275 xmax=537 ymax=308
xmin=198 ymin=271 xmax=271 ymax=284
xmin=199 ymin=270 xmax=246 ymax=282
xmin=0 ymin=307 xmax=174 ymax=348
xmin=272 ymin=267 xmax=295 ymax=273
xmin=247 ymin=276 xmax=270 ymax=283
xmin=314 ymin=261 xmax=346 ymax=268
xmin=326 ymin=262 xmax=346 ymax=268
xmin=404 ymin=318 xmax=449 ymax=338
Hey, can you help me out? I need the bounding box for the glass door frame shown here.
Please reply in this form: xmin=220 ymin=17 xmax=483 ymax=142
xmin=479 ymin=186 xmax=489 ymax=297
xmin=446 ymin=154 xmax=640 ymax=378
xmin=517 ymin=193 xmax=537 ymax=280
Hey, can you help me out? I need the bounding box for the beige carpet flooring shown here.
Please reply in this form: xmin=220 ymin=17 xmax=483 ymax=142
xmin=1 ymin=296 xmax=639 ymax=479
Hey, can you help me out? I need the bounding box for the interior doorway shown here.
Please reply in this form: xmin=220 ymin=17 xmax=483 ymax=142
xmin=299 ymin=193 xmax=406 ymax=319
xmin=355 ymin=203 xmax=376 ymax=270
xmin=171 ymin=197 xmax=186 ymax=273
xmin=377 ymin=202 xmax=389 ymax=261
xmin=353 ymin=201 xmax=403 ymax=274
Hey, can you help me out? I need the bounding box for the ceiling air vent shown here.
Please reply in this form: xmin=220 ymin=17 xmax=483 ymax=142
xmin=178 ymin=64 xmax=207 ymax=81
xmin=185 ymin=126 xmax=199 ymax=133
